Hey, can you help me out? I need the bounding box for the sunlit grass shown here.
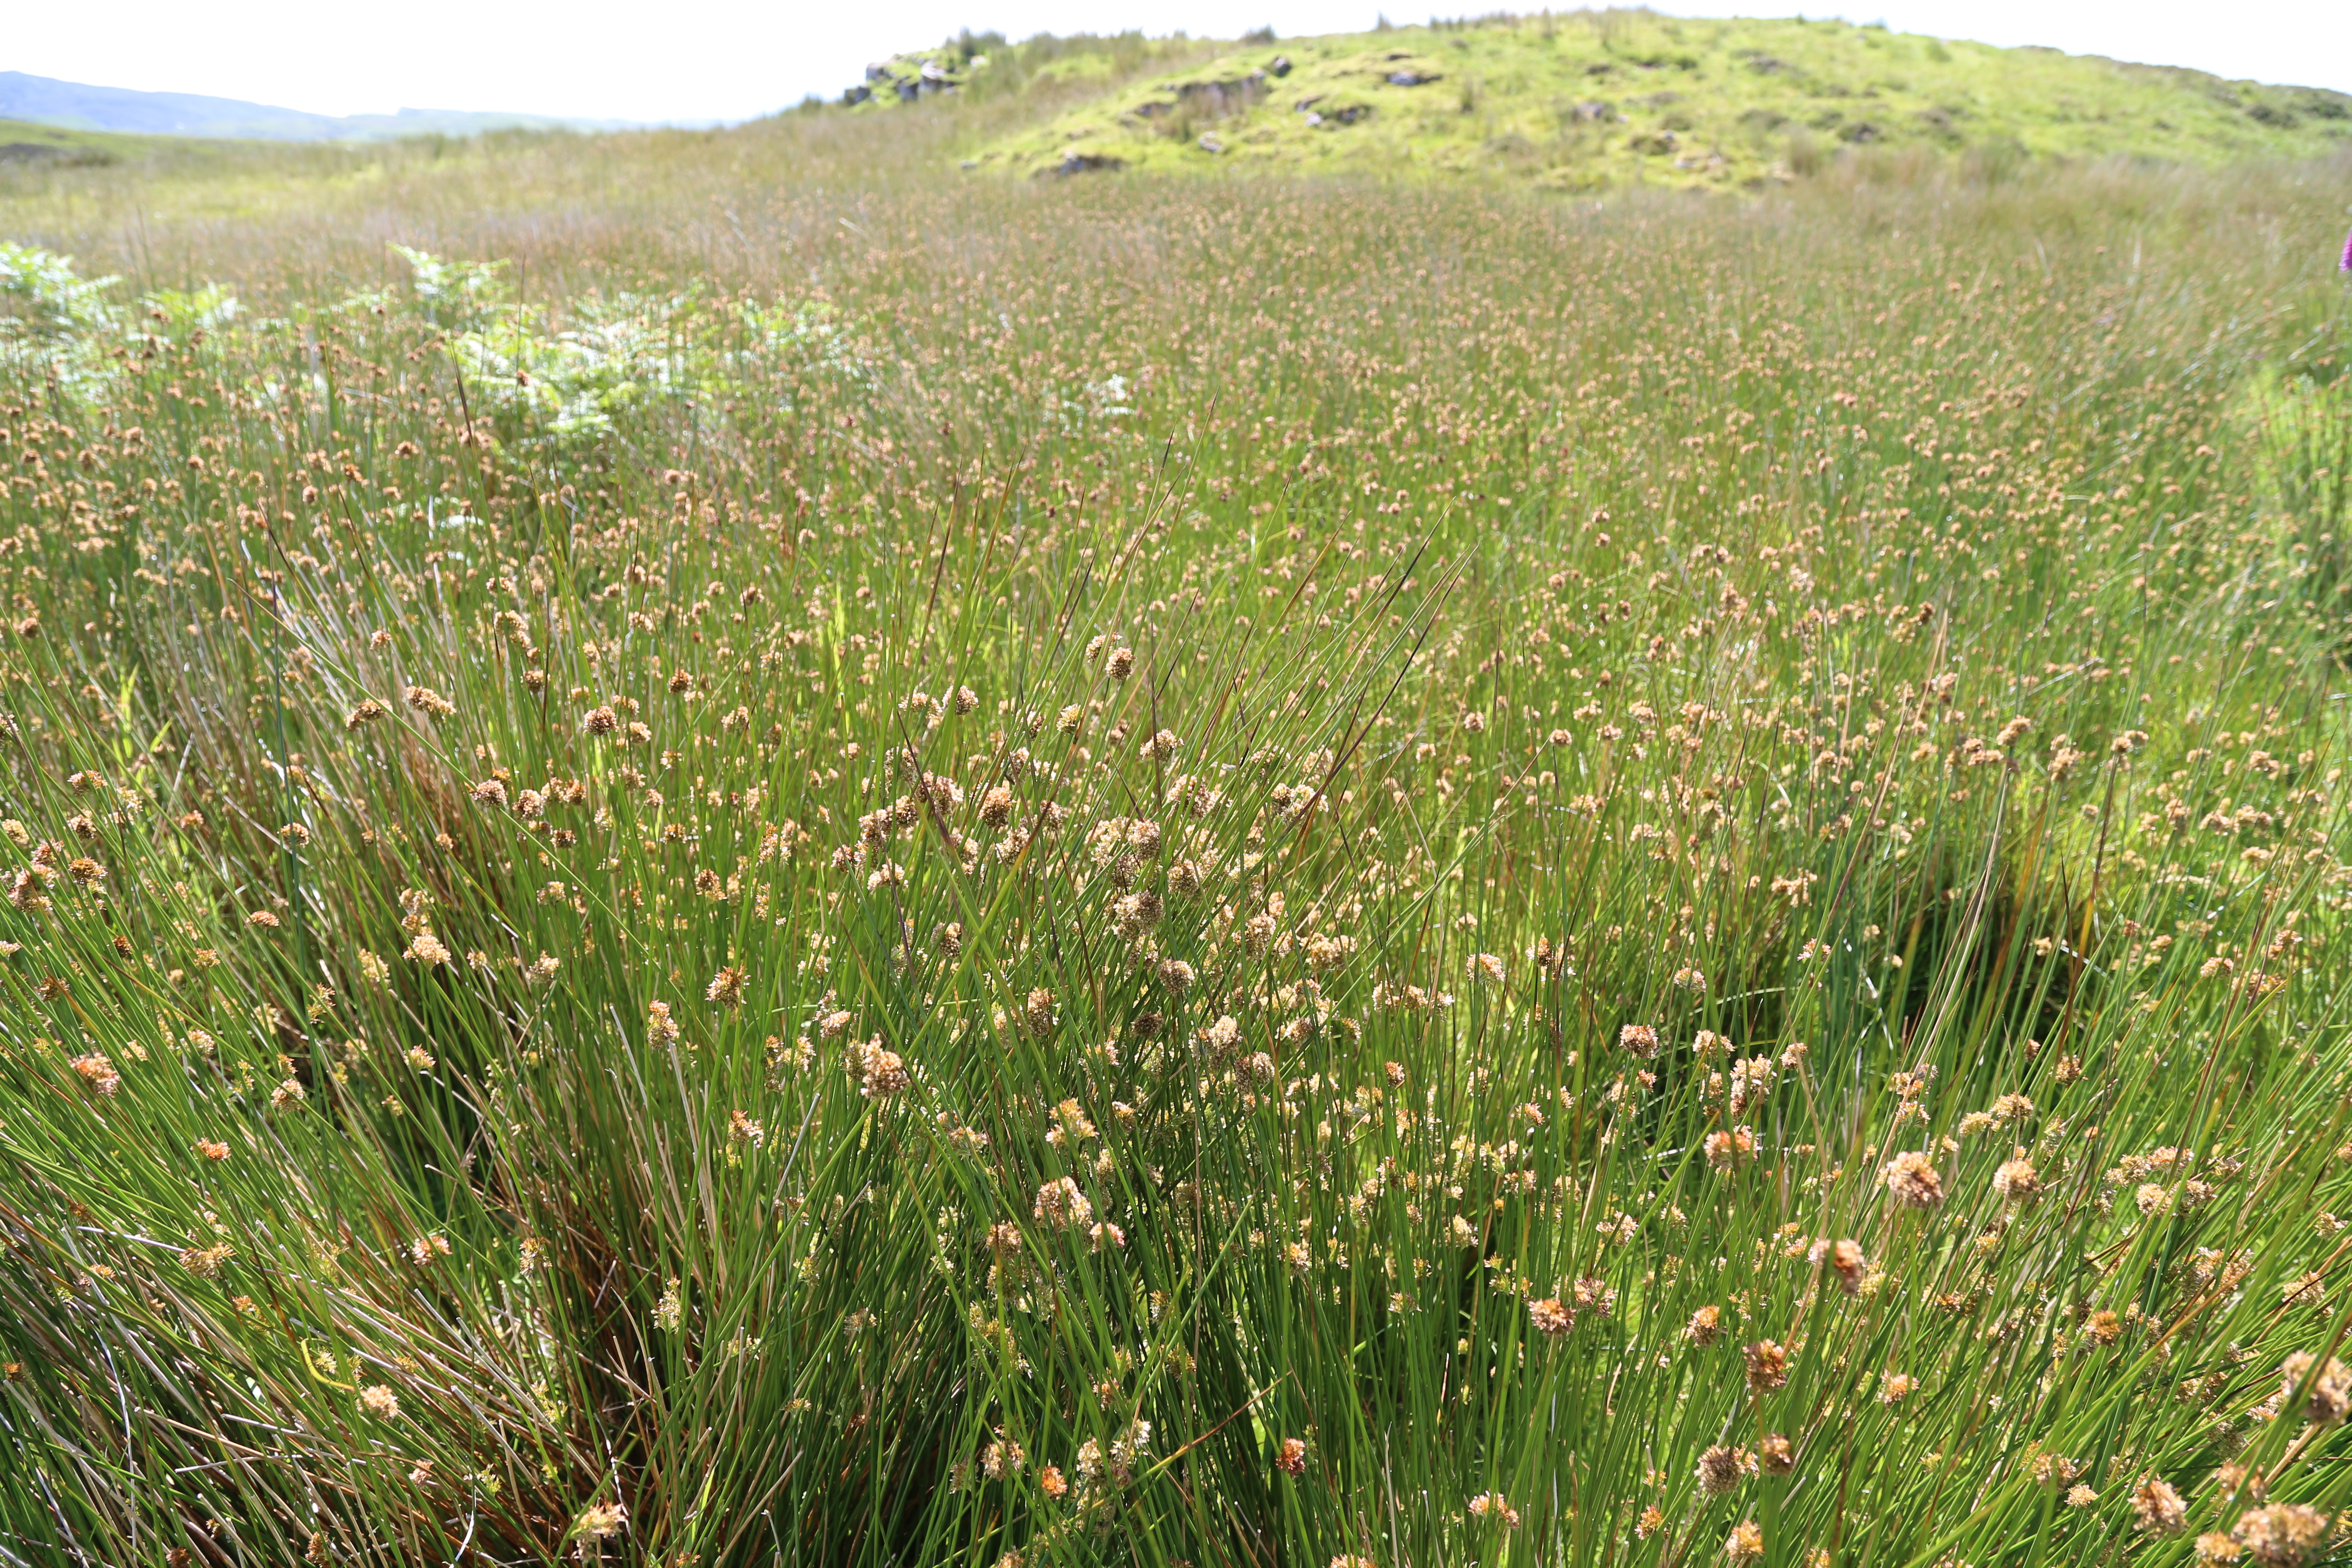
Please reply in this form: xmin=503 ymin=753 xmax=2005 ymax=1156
xmin=962 ymin=11 xmax=2352 ymax=189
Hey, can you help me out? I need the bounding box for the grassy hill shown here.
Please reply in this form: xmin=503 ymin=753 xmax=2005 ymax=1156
xmin=0 ymin=116 xmax=159 ymax=168
xmin=842 ymin=28 xmax=1229 ymax=110
xmin=932 ymin=11 xmax=2352 ymax=189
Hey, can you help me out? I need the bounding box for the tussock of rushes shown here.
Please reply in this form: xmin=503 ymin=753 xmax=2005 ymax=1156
xmin=0 ymin=112 xmax=2349 ymax=1568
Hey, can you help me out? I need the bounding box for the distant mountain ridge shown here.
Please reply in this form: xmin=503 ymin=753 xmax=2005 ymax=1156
xmin=0 ymin=71 xmax=641 ymax=141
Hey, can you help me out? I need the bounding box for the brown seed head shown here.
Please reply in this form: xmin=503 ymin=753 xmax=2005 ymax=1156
xmin=1697 ymin=1444 xmax=1756 ymax=1495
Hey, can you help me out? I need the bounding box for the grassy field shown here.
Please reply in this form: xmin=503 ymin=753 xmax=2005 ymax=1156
xmin=3 ymin=27 xmax=2352 ymax=1568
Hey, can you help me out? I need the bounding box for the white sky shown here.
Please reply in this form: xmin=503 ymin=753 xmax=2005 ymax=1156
xmin=4 ymin=0 xmax=2343 ymax=125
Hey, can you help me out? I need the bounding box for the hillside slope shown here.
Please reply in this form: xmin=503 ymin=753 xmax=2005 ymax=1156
xmin=942 ymin=12 xmax=2352 ymax=189
xmin=0 ymin=72 xmax=638 ymax=142
xmin=0 ymin=117 xmax=155 ymax=168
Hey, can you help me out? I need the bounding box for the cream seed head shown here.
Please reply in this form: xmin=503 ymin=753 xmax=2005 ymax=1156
xmin=1993 ymin=1151 xmax=2041 ymax=1204
xmin=1033 ymin=1177 xmax=1093 ymax=1230
xmin=69 ymin=1053 xmax=121 ymax=1096
xmin=706 ymin=965 xmax=748 ymax=1007
xmin=7 ymin=868 xmax=47 ymax=912
xmin=2134 ymin=1477 xmax=2188 ymax=1536
xmin=404 ymin=684 xmax=454 ymax=721
xmin=1883 ymin=1151 xmax=1945 ymax=1208
xmin=1466 ymin=1493 xmax=1519 ymax=1528
xmin=2233 ymin=1503 xmax=2329 ymax=1565
xmin=574 ymin=1502 xmax=628 ymax=1541
xmin=180 ymin=1243 xmax=233 ymax=1277
xmin=2278 ymin=1353 xmax=2352 ymax=1426
xmin=858 ymin=1045 xmax=908 ymax=1099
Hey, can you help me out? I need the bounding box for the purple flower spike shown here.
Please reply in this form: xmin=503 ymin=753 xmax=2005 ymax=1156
xmin=2343 ymin=226 xmax=2352 ymax=273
